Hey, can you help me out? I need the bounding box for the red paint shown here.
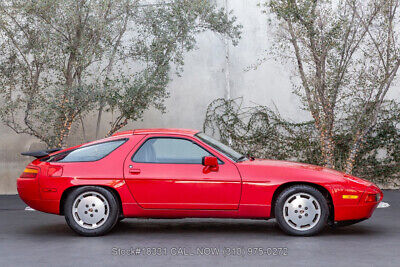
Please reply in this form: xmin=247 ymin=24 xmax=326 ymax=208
xmin=17 ymin=128 xmax=382 ymax=223
xmin=122 ymin=134 xmax=241 ymax=210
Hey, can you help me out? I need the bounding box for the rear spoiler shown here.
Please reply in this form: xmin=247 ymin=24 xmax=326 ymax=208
xmin=21 ymin=148 xmax=62 ymax=159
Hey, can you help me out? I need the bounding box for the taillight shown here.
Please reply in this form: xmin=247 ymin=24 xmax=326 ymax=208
xmin=20 ymin=168 xmax=38 ymax=178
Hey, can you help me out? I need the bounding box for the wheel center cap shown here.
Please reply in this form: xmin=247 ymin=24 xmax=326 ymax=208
xmin=89 ymin=208 xmax=93 ymax=212
xmin=300 ymin=210 xmax=304 ymax=214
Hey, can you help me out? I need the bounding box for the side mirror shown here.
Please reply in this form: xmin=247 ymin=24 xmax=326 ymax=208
xmin=202 ymin=156 xmax=219 ymax=173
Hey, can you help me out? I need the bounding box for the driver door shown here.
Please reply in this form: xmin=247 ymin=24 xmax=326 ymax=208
xmin=123 ymin=135 xmax=241 ymax=210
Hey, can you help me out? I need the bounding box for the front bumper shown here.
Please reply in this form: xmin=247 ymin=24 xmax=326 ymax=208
xmin=334 ymin=185 xmax=383 ymax=221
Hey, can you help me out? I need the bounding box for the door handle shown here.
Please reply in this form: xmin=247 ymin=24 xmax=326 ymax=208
xmin=129 ymin=168 xmax=141 ymax=175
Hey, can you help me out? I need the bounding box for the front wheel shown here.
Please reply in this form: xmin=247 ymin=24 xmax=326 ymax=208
xmin=274 ymin=185 xmax=329 ymax=236
xmin=64 ymin=186 xmax=120 ymax=236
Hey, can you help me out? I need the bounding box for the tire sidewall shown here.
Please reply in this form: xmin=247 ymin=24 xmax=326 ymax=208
xmin=274 ymin=185 xmax=329 ymax=236
xmin=64 ymin=186 xmax=119 ymax=236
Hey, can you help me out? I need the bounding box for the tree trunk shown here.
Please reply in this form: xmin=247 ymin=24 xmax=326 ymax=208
xmin=95 ymin=13 xmax=129 ymax=138
xmin=106 ymin=118 xmax=128 ymax=137
xmin=320 ymin=129 xmax=335 ymax=169
xmin=345 ymin=146 xmax=358 ymax=174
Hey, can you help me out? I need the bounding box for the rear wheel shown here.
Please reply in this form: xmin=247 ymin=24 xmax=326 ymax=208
xmin=64 ymin=186 xmax=119 ymax=236
xmin=274 ymin=185 xmax=329 ymax=236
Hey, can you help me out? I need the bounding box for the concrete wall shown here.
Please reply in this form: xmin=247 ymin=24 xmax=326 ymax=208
xmin=1 ymin=0 xmax=399 ymax=194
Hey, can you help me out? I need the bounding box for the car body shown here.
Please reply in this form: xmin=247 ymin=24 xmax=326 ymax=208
xmin=17 ymin=128 xmax=383 ymax=236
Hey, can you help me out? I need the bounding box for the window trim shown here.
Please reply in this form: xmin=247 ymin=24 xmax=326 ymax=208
xmin=131 ymin=136 xmax=224 ymax=165
xmin=43 ymin=138 xmax=128 ymax=163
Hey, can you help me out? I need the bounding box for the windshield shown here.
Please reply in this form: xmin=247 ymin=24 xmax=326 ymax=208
xmin=195 ymin=133 xmax=246 ymax=162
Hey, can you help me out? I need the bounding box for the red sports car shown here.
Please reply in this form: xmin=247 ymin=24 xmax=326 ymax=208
xmin=17 ymin=128 xmax=382 ymax=236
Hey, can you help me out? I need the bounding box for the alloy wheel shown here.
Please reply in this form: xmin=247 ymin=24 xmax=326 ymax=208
xmin=72 ymin=191 xmax=110 ymax=230
xmin=282 ymin=192 xmax=321 ymax=231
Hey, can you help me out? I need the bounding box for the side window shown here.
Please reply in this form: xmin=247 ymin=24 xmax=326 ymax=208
xmin=132 ymin=138 xmax=213 ymax=164
xmin=47 ymin=139 xmax=127 ymax=162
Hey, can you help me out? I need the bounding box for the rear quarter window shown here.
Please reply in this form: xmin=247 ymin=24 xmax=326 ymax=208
xmin=45 ymin=139 xmax=127 ymax=162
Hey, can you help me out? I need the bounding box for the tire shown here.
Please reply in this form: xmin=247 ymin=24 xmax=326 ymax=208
xmin=274 ymin=185 xmax=329 ymax=236
xmin=64 ymin=186 xmax=120 ymax=236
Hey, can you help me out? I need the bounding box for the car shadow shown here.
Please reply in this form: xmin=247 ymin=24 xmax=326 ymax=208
xmin=20 ymin=223 xmax=75 ymax=237
xmin=321 ymin=224 xmax=385 ymax=236
xmin=114 ymin=219 xmax=279 ymax=235
xmin=112 ymin=218 xmax=384 ymax=237
xmin=20 ymin=218 xmax=384 ymax=238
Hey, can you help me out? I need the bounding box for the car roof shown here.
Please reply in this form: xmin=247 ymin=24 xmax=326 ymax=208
xmin=112 ymin=128 xmax=200 ymax=137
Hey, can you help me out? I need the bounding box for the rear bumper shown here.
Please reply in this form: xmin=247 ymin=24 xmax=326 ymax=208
xmin=17 ymin=178 xmax=60 ymax=214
